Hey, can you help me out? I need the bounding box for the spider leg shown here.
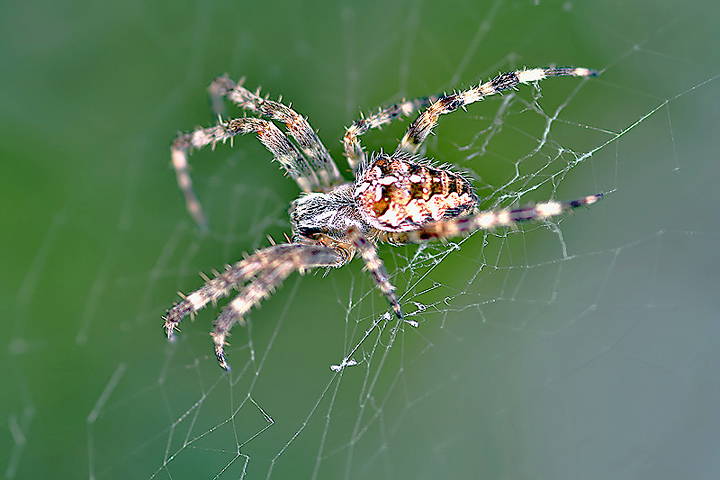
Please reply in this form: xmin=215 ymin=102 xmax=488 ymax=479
xmin=396 ymin=66 xmax=598 ymax=155
xmin=394 ymin=194 xmax=603 ymax=243
xmin=164 ymin=243 xmax=341 ymax=342
xmin=346 ymin=226 xmax=403 ymax=319
xmin=209 ymin=75 xmax=342 ymax=189
xmin=209 ymin=244 xmax=345 ymax=370
xmin=172 ymin=117 xmax=320 ymax=229
xmin=343 ymin=95 xmax=440 ymax=174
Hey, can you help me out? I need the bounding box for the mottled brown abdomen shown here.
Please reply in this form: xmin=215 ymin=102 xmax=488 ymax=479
xmin=354 ymin=154 xmax=479 ymax=232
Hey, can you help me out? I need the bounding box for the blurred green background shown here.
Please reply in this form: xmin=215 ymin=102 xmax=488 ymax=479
xmin=2 ymin=0 xmax=719 ymax=478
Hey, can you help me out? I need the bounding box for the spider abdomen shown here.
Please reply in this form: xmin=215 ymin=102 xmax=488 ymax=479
xmin=354 ymin=155 xmax=479 ymax=232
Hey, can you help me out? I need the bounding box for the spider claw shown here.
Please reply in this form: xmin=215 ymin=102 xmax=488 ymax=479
xmin=163 ymin=318 xmax=180 ymax=340
xmin=215 ymin=345 xmax=231 ymax=371
xmin=211 ymin=332 xmax=232 ymax=370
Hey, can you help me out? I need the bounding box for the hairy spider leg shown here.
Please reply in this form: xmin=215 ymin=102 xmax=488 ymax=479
xmin=209 ymin=244 xmax=345 ymax=370
xmin=209 ymin=75 xmax=342 ymax=189
xmin=392 ymin=194 xmax=603 ymax=244
xmin=396 ymin=67 xmax=598 ymax=155
xmin=343 ymin=95 xmax=440 ymax=173
xmin=163 ymin=243 xmax=322 ymax=339
xmin=172 ymin=117 xmax=318 ymax=229
xmin=346 ymin=226 xmax=403 ymax=318
xmin=208 ymin=76 xmax=319 ymax=192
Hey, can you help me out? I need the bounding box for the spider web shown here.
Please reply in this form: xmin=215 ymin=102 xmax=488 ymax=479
xmin=2 ymin=0 xmax=720 ymax=479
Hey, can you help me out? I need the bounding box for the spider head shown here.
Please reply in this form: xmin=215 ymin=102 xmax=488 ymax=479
xmin=289 ymin=184 xmax=373 ymax=245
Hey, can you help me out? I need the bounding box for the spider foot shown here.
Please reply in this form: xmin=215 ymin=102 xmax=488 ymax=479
xmin=214 ymin=345 xmax=231 ymax=371
xmin=163 ymin=316 xmax=180 ymax=341
xmin=211 ymin=331 xmax=231 ymax=371
xmin=390 ymin=299 xmax=404 ymax=319
xmin=163 ymin=300 xmax=195 ymax=340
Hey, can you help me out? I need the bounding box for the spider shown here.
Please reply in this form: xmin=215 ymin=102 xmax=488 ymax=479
xmin=164 ymin=66 xmax=601 ymax=370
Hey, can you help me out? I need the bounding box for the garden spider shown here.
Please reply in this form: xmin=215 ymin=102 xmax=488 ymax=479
xmin=164 ymin=66 xmax=601 ymax=370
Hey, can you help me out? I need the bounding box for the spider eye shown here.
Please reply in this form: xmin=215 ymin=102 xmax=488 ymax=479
xmin=298 ymin=227 xmax=325 ymax=239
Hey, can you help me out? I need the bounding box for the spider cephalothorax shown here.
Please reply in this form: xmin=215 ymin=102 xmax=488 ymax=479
xmin=164 ymin=66 xmax=601 ymax=369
